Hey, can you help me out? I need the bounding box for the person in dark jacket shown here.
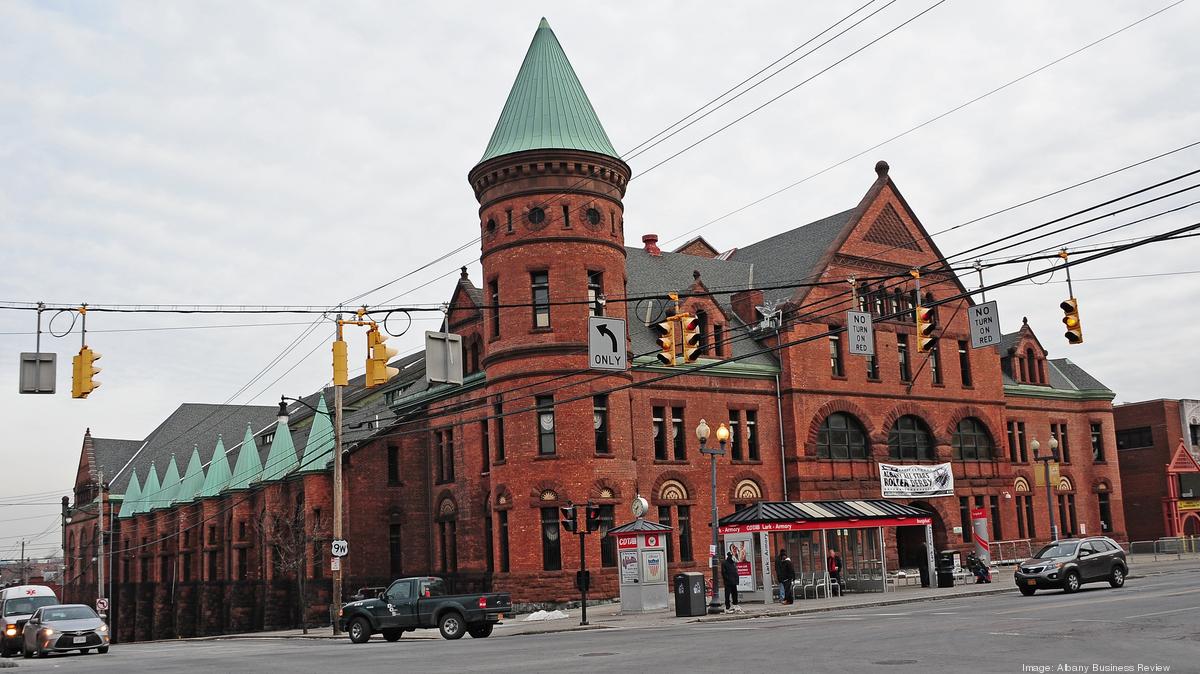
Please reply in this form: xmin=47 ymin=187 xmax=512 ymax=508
xmin=778 ymin=552 xmax=796 ymax=604
xmin=827 ymin=548 xmax=843 ymax=596
xmin=721 ymin=551 xmax=740 ymax=610
xmin=776 ymin=549 xmax=788 ymax=602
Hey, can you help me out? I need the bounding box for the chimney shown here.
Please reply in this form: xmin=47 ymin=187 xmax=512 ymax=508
xmin=731 ymin=289 xmax=763 ymax=326
xmin=642 ymin=234 xmax=661 ymax=256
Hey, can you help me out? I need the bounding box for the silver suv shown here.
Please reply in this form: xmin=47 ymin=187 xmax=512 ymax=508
xmin=1014 ymin=536 xmax=1127 ymax=595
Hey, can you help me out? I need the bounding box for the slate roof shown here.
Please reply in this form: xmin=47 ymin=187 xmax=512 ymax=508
xmin=726 ymin=208 xmax=857 ymax=305
xmin=89 ymin=438 xmax=142 ymax=492
xmin=1047 ymin=358 xmax=1110 ymax=391
xmin=478 ymin=18 xmax=619 ymax=164
xmin=999 ymin=331 xmax=1021 ymax=355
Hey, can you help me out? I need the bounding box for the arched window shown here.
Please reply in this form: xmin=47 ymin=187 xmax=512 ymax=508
xmin=888 ymin=415 xmax=933 ymax=461
xmin=1025 ymin=348 xmax=1037 ymax=383
xmin=437 ymin=497 xmax=457 ymax=573
xmin=817 ymin=413 xmax=869 ymax=459
xmin=952 ymin=417 xmax=995 ymax=461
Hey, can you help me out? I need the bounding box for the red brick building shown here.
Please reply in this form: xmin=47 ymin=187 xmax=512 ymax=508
xmin=63 ymin=18 xmax=1127 ymax=641
xmin=1113 ymin=398 xmax=1200 ymax=540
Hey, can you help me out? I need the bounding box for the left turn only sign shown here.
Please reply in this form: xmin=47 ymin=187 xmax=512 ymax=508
xmin=588 ymin=316 xmax=627 ymax=371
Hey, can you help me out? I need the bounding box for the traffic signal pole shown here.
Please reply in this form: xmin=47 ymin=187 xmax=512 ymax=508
xmin=332 ymin=318 xmax=345 ymax=636
xmin=578 ymin=531 xmax=588 ymax=626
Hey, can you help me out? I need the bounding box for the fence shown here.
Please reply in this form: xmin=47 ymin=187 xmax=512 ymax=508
xmin=988 ymin=539 xmax=1034 ymax=565
xmin=1126 ymin=536 xmax=1200 ymax=560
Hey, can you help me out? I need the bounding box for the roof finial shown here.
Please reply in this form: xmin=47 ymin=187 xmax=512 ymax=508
xmin=460 ymin=266 xmax=469 ymax=280
xmin=875 ymin=160 xmax=890 ymax=176
xmin=1022 ymin=316 xmax=1029 ymax=325
xmin=693 ymin=270 xmax=701 ymax=281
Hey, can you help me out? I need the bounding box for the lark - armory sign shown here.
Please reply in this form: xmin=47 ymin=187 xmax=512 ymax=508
xmin=879 ymin=462 xmax=955 ymax=498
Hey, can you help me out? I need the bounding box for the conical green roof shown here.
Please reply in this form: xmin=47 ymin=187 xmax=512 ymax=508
xmin=118 ymin=469 xmax=142 ymax=519
xmin=200 ymin=435 xmax=232 ymax=498
xmin=478 ymin=18 xmax=618 ymax=165
xmin=299 ymin=394 xmax=335 ymax=474
xmin=259 ymin=418 xmax=298 ymax=483
xmin=176 ymin=445 xmax=206 ymax=505
xmin=138 ymin=462 xmax=160 ymax=515
xmin=151 ymin=455 xmax=182 ymax=511
xmin=224 ymin=424 xmax=263 ymax=492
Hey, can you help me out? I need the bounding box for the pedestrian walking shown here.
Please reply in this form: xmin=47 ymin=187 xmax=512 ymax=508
xmin=776 ymin=549 xmax=787 ymax=602
xmin=721 ymin=551 xmax=740 ymax=611
xmin=827 ymin=548 xmax=843 ymax=596
xmin=779 ymin=552 xmax=796 ymax=604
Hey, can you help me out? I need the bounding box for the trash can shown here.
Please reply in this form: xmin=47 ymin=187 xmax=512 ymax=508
xmin=936 ymin=550 xmax=956 ymax=588
xmin=674 ymin=572 xmax=707 ymax=617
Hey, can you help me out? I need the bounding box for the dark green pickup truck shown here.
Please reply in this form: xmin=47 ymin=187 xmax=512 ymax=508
xmin=338 ymin=577 xmax=511 ymax=643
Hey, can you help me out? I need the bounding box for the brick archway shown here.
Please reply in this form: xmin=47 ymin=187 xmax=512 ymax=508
xmin=943 ymin=406 xmax=1001 ymax=448
xmin=493 ymin=485 xmax=513 ymax=510
xmin=527 ymin=480 xmax=567 ymax=507
xmin=651 ymin=471 xmax=696 ymax=506
xmin=589 ymin=478 xmax=622 ymax=503
xmin=806 ymin=399 xmax=877 ymax=448
xmin=728 ymin=470 xmax=768 ymax=504
xmin=1090 ymin=477 xmax=1113 ymax=494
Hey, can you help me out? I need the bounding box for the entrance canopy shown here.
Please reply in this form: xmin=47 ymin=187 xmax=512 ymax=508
xmin=719 ymin=499 xmax=932 ymax=535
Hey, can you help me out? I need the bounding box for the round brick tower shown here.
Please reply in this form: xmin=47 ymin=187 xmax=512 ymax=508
xmin=467 ymin=18 xmax=634 ymax=601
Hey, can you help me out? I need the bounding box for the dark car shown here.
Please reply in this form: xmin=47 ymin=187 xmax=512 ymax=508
xmin=338 ymin=576 xmax=511 ymax=642
xmin=1014 ymin=536 xmax=1128 ymax=595
xmin=21 ymin=604 xmax=109 ymax=658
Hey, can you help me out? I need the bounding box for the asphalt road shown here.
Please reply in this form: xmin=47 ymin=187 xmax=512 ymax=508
xmin=5 ymin=570 xmax=1198 ymax=674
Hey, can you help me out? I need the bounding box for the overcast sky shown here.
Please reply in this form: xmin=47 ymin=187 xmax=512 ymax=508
xmin=2 ymin=1 xmax=1198 ymax=557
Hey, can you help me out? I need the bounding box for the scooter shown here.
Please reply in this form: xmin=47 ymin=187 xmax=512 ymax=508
xmin=966 ymin=551 xmax=992 ymax=583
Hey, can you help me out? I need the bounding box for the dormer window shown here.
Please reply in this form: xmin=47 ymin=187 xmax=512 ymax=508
xmin=260 ymin=433 xmax=275 ymax=447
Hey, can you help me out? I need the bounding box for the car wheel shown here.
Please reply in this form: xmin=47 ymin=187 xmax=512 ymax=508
xmin=348 ymin=617 xmax=372 ymax=644
xmin=1109 ymin=566 xmax=1125 ymax=588
xmin=1063 ymin=571 xmax=1081 ymax=593
xmin=98 ymin=646 xmax=109 ymax=654
xmin=1018 ymin=586 xmax=1036 ymax=596
xmin=382 ymin=629 xmax=403 ymax=642
xmin=438 ymin=612 xmax=466 ymax=640
xmin=468 ymin=623 xmax=494 ymax=639
xmin=21 ymin=644 xmax=32 ymax=659
xmin=1 ymin=643 xmax=10 ymax=658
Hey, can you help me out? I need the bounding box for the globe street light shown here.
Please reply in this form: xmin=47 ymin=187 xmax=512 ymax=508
xmin=697 ymin=418 xmax=730 ymax=614
xmin=1031 ymin=437 xmax=1061 ymax=542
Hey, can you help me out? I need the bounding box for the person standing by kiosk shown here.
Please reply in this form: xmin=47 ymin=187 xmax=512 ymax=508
xmin=778 ymin=552 xmax=796 ymax=604
xmin=827 ymin=549 xmax=843 ymax=596
xmin=721 ymin=551 xmax=740 ymax=611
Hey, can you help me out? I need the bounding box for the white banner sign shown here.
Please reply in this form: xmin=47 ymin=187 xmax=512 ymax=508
xmin=846 ymin=311 xmax=875 ymax=356
xmin=879 ymin=462 xmax=955 ymax=498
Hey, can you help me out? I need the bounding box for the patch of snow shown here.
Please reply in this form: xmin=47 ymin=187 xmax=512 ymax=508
xmin=521 ymin=609 xmax=569 ymax=621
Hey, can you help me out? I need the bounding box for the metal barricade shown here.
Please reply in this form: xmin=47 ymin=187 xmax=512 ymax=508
xmin=988 ymin=539 xmax=1034 ymax=565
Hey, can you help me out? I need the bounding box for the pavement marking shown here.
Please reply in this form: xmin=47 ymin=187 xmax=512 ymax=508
xmin=929 ymin=612 xmax=957 ymax=615
xmin=1122 ymin=605 xmax=1200 ymax=620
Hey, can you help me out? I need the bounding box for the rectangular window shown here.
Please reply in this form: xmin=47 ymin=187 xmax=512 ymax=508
xmin=1116 ymin=427 xmax=1153 ymax=450
xmin=494 ymin=400 xmax=505 ymax=463
xmin=989 ymin=495 xmax=1002 ymax=541
xmin=658 ymin=506 xmax=674 ymax=564
xmin=898 ymin=334 xmax=911 ymax=382
xmin=959 ymin=497 xmax=971 ymax=543
xmin=183 ymin=553 xmax=192 ymax=582
xmin=929 ymin=340 xmax=942 ymax=384
xmin=389 ymin=524 xmax=403 ymax=579
xmin=958 ymin=341 xmax=972 ymax=387
xmin=562 ymin=204 xmax=571 ymax=229
xmin=746 ymin=410 xmax=759 ymax=461
xmin=1090 ymin=423 xmax=1104 ymax=462
xmin=438 ymin=521 xmax=458 ymax=573
xmin=696 ymin=312 xmax=709 ymax=355
xmin=1191 ymin=424 xmax=1200 ymax=447
xmin=1023 ymin=495 xmax=1037 ymax=539
xmin=499 ymin=511 xmax=510 ymax=573
xmin=481 ymin=420 xmax=490 ymax=473
xmin=1015 ymin=498 xmax=1026 ymax=539
xmin=1051 ymin=423 xmax=1071 ymax=463
xmin=599 ymin=505 xmax=616 ymax=567
xmin=1007 ymin=421 xmax=1018 ymax=463
xmin=536 ymin=395 xmax=556 ymax=455
xmin=867 ymin=354 xmax=880 ymax=380
xmin=729 ymin=410 xmax=743 ymax=461
xmin=1097 ymin=493 xmax=1113 ymax=533
xmin=206 ymin=551 xmax=217 ymax=580
xmin=1057 ymin=494 xmax=1079 ymax=537
xmin=489 ymin=280 xmax=501 ymax=337
xmin=672 ymin=406 xmax=686 ymax=461
xmin=436 ymin=429 xmax=455 ymax=483
xmin=236 ymin=549 xmax=247 ymax=580
xmin=653 ymin=406 xmax=667 ymax=461
xmin=485 ymin=512 xmax=494 ymax=573
xmin=713 ymin=324 xmax=724 ymax=358
xmin=594 ymin=395 xmax=610 ymax=454
xmin=531 ymin=272 xmax=550 ymax=328
xmin=829 ymin=329 xmax=844 ymax=377
xmin=313 ymin=543 xmax=323 ymax=579
xmin=541 ymin=507 xmax=561 ymax=571
xmin=587 ymin=271 xmax=604 ymax=316
xmin=1018 ymin=422 xmax=1028 ymax=462
xmin=387 ymin=445 xmax=400 ymax=485
xmin=677 ymin=505 xmax=693 ymax=562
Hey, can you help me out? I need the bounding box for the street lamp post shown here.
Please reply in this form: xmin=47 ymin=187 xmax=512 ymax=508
xmin=1031 ymin=437 xmax=1061 ymax=542
xmin=696 ymin=419 xmax=730 ymax=615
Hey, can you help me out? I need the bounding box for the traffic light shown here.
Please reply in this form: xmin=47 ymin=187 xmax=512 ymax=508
xmin=365 ymin=326 xmax=399 ymax=388
xmin=1061 ymin=297 xmax=1083 ymax=344
xmin=915 ymin=305 xmax=936 ymax=353
xmin=560 ymin=504 xmax=578 ymax=533
xmin=585 ymin=503 xmax=602 ymax=533
xmin=71 ymin=346 xmax=101 ymax=399
xmin=655 ymin=317 xmax=676 ymax=366
xmin=680 ymin=315 xmax=701 ymax=363
xmin=332 ymin=337 xmax=348 ymax=386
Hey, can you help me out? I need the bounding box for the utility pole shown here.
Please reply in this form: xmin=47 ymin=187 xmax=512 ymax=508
xmin=97 ymin=470 xmax=105 ymax=616
xmin=20 ymin=540 xmax=26 ymax=585
xmin=332 ymin=317 xmax=345 ymax=636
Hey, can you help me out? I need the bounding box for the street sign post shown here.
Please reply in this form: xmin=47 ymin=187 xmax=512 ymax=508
xmin=331 ymin=557 xmax=341 ymax=572
xmin=331 ymin=539 xmax=349 ymax=557
xmin=588 ymin=316 xmax=626 ymax=371
xmin=968 ymin=301 xmax=1001 ymax=349
xmin=846 ymin=311 xmax=875 ymax=356
xmin=96 ymin=597 xmax=108 ymax=612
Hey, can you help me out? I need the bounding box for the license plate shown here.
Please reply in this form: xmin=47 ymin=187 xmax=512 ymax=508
xmin=1026 ymin=579 xmax=1037 ymax=586
xmin=73 ymin=636 xmax=87 ymax=644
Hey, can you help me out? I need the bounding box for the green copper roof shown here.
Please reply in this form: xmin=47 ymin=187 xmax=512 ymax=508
xmin=259 ymin=418 xmax=298 ymax=483
xmin=138 ymin=462 xmax=160 ymax=516
xmin=298 ymin=393 xmax=334 ymax=474
xmin=477 ymin=18 xmax=618 ymax=165
xmin=151 ymin=455 xmax=182 ymax=511
xmin=117 ymin=469 xmax=142 ymax=519
xmin=176 ymin=445 xmax=206 ymax=504
xmin=224 ymin=424 xmax=263 ymax=493
xmin=200 ymin=435 xmax=232 ymax=498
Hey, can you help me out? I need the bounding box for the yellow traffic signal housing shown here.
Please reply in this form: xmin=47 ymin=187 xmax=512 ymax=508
xmin=1061 ymin=297 xmax=1083 ymax=344
xmin=365 ymin=327 xmax=399 ymax=387
xmin=655 ymin=317 xmax=677 ymax=366
xmin=72 ymin=346 xmax=101 ymax=398
xmin=915 ymin=306 xmax=936 ymax=353
xmin=680 ymin=315 xmax=701 ymax=363
xmin=332 ymin=338 xmax=349 ymax=386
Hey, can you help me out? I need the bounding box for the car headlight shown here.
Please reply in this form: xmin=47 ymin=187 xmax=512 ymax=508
xmin=43 ymin=627 xmax=54 ymax=636
xmin=98 ymin=623 xmax=108 ymax=633
xmin=4 ymin=625 xmax=15 ymax=637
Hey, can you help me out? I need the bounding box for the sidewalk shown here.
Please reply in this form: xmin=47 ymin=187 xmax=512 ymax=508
xmin=188 ymin=556 xmax=1198 ymax=642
